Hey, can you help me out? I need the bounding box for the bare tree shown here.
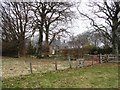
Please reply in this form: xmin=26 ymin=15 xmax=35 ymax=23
xmin=77 ymin=0 xmax=120 ymax=55
xmin=1 ymin=2 xmax=34 ymax=57
xmin=68 ymin=31 xmax=91 ymax=48
xmin=30 ymin=2 xmax=76 ymax=58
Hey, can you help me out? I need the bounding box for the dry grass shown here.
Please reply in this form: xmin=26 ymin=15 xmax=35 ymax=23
xmin=2 ymin=57 xmax=69 ymax=78
xmin=2 ymin=57 xmax=101 ymax=79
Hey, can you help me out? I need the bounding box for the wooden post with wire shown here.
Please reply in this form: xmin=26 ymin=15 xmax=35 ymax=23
xmin=54 ymin=58 xmax=57 ymax=70
xmin=68 ymin=56 xmax=72 ymax=69
xmin=29 ymin=62 xmax=33 ymax=74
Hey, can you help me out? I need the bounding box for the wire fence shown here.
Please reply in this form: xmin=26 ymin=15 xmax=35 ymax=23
xmin=2 ymin=54 xmax=119 ymax=78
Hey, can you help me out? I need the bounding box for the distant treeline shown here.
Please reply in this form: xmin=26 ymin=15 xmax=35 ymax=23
xmin=61 ymin=47 xmax=113 ymax=58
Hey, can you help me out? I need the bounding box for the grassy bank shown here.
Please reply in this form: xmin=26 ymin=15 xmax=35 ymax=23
xmin=2 ymin=63 xmax=119 ymax=88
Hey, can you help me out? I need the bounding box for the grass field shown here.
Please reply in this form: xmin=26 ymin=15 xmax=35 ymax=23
xmin=2 ymin=57 xmax=98 ymax=78
xmin=2 ymin=62 xmax=119 ymax=88
xmin=2 ymin=57 xmax=70 ymax=78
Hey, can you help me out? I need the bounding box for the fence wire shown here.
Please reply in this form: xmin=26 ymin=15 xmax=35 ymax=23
xmin=2 ymin=54 xmax=119 ymax=78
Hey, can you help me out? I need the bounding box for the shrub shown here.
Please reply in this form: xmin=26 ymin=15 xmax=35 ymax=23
xmin=27 ymin=41 xmax=36 ymax=55
xmin=2 ymin=41 xmax=19 ymax=57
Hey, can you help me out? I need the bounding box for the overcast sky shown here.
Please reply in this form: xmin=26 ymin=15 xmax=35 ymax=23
xmin=0 ymin=0 xmax=90 ymax=35
xmin=1 ymin=0 xmax=108 ymax=41
xmin=66 ymin=0 xmax=92 ymax=36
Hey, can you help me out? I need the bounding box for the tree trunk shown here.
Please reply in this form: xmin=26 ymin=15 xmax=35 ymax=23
xmin=37 ymin=29 xmax=43 ymax=58
xmin=112 ymin=16 xmax=119 ymax=55
xmin=45 ymin=26 xmax=49 ymax=57
xmin=37 ymin=8 xmax=45 ymax=58
xmin=45 ymin=27 xmax=49 ymax=46
xmin=112 ymin=30 xmax=116 ymax=54
xmin=18 ymin=35 xmax=26 ymax=57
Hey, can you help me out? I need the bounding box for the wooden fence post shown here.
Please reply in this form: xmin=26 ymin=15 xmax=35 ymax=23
xmin=92 ymin=55 xmax=94 ymax=65
xmin=99 ymin=54 xmax=102 ymax=63
xmin=29 ymin=62 xmax=33 ymax=74
xmin=68 ymin=56 xmax=72 ymax=69
xmin=54 ymin=58 xmax=57 ymax=70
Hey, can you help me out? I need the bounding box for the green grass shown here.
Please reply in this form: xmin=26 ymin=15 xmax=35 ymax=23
xmin=2 ymin=63 xmax=119 ymax=88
